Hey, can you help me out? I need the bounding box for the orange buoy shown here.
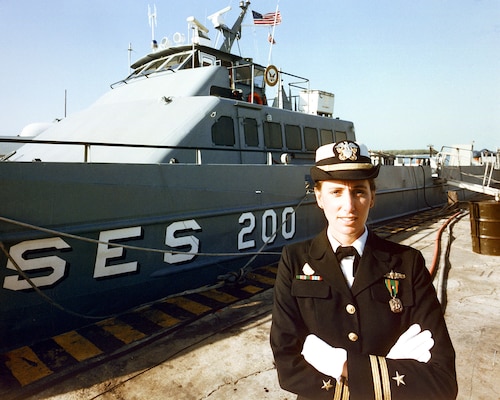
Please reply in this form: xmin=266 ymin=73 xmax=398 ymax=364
xmin=247 ymin=92 xmax=263 ymax=105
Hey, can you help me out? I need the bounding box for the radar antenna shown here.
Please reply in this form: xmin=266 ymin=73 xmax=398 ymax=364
xmin=216 ymin=0 xmax=251 ymax=53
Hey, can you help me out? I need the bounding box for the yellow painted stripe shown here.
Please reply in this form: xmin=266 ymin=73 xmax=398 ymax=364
xmin=53 ymin=331 xmax=103 ymax=362
xmin=97 ymin=318 xmax=147 ymax=344
xmin=262 ymin=265 xmax=278 ymax=274
xmin=141 ymin=308 xmax=181 ymax=328
xmin=241 ymin=285 xmax=263 ymax=294
xmin=166 ymin=297 xmax=212 ymax=315
xmin=200 ymin=289 xmax=239 ymax=304
xmin=248 ymin=272 xmax=275 ymax=285
xmin=5 ymin=346 xmax=53 ymax=386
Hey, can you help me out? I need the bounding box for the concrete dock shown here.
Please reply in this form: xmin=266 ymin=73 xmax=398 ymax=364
xmin=4 ymin=202 xmax=500 ymax=400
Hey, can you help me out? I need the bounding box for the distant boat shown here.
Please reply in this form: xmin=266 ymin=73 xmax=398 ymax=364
xmin=0 ymin=1 xmax=454 ymax=351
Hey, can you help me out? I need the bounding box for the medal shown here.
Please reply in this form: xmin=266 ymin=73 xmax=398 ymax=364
xmin=384 ymin=270 xmax=406 ymax=280
xmin=384 ymin=270 xmax=405 ymax=313
xmin=389 ymin=297 xmax=403 ymax=313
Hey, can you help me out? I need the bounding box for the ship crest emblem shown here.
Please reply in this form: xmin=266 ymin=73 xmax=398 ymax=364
xmin=335 ymin=141 xmax=358 ymax=161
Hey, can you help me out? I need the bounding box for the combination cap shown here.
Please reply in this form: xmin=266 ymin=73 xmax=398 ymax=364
xmin=310 ymin=140 xmax=380 ymax=182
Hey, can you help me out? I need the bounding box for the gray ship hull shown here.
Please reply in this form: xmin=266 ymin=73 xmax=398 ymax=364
xmin=0 ymin=161 xmax=446 ymax=351
xmin=0 ymin=162 xmax=321 ymax=351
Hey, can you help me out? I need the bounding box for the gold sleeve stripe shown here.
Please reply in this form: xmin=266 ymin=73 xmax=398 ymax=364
xmin=378 ymin=356 xmax=392 ymax=400
xmin=369 ymin=355 xmax=384 ymax=400
xmin=342 ymin=382 xmax=350 ymax=400
xmin=333 ymin=381 xmax=341 ymax=400
xmin=333 ymin=379 xmax=350 ymax=400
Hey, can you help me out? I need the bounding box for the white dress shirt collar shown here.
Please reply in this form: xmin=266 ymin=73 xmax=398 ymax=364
xmin=327 ymin=227 xmax=368 ymax=288
xmin=327 ymin=227 xmax=368 ymax=256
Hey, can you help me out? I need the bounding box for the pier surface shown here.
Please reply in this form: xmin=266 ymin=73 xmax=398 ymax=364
xmin=2 ymin=203 xmax=499 ymax=400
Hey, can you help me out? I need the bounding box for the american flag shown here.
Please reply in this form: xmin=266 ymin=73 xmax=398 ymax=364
xmin=252 ymin=10 xmax=282 ymax=26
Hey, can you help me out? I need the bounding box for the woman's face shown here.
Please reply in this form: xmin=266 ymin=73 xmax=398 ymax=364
xmin=314 ymin=179 xmax=375 ymax=245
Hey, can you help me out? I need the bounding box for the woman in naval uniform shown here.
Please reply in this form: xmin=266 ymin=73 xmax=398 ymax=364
xmin=270 ymin=141 xmax=457 ymax=399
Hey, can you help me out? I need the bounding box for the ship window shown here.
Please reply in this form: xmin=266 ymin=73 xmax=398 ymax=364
xmin=159 ymin=52 xmax=193 ymax=72
xmin=235 ymin=65 xmax=252 ymax=86
xmin=304 ymin=127 xmax=319 ymax=150
xmin=253 ymin=67 xmax=265 ymax=88
xmin=199 ymin=51 xmax=216 ymax=67
xmin=264 ymin=122 xmax=283 ymax=149
xmin=233 ymin=63 xmax=265 ymax=88
xmin=244 ymin=118 xmax=259 ymax=147
xmin=212 ymin=116 xmax=235 ymax=146
xmin=335 ymin=131 xmax=347 ymax=141
xmin=141 ymin=59 xmax=166 ymax=75
xmin=320 ymin=129 xmax=334 ymax=144
xmin=285 ymin=124 xmax=302 ymax=150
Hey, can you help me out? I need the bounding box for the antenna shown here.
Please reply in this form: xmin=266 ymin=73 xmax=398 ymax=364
xmin=128 ymin=42 xmax=133 ymax=73
xmin=148 ymin=4 xmax=157 ymax=41
xmin=207 ymin=6 xmax=231 ymax=28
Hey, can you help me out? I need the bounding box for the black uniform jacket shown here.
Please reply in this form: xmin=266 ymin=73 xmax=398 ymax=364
xmin=270 ymin=229 xmax=457 ymax=400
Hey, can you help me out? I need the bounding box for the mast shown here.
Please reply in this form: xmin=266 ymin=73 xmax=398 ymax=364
xmin=148 ymin=4 xmax=157 ymax=41
xmin=217 ymin=1 xmax=251 ymax=53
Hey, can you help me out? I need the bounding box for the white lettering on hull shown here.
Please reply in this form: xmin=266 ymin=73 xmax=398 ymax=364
xmin=164 ymin=219 xmax=202 ymax=264
xmin=238 ymin=207 xmax=296 ymax=250
xmin=2 ymin=209 xmax=296 ymax=291
xmin=94 ymin=226 xmax=142 ymax=278
xmin=238 ymin=212 xmax=256 ymax=250
xmin=3 ymin=237 xmax=71 ymax=290
xmin=281 ymin=207 xmax=295 ymax=240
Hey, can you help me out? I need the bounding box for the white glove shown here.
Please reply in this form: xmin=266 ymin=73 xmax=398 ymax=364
xmin=301 ymin=334 xmax=347 ymax=382
xmin=386 ymin=324 xmax=434 ymax=363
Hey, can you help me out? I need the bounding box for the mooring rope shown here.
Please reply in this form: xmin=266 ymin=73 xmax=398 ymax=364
xmin=0 ymin=215 xmax=281 ymax=257
xmin=0 ymin=241 xmax=113 ymax=319
xmin=0 ymin=192 xmax=312 ymax=319
xmin=218 ymin=192 xmax=311 ymax=282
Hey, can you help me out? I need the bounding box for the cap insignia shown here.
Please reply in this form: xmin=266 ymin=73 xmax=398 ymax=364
xmin=335 ymin=141 xmax=358 ymax=161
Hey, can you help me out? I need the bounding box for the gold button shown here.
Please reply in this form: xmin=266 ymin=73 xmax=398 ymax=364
xmin=346 ymin=304 xmax=356 ymax=314
xmin=348 ymin=332 xmax=359 ymax=342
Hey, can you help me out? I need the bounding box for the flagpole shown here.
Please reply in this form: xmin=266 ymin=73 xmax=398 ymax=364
xmin=267 ymin=2 xmax=279 ymax=65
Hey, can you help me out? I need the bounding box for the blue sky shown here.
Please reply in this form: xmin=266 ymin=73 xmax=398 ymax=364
xmin=0 ymin=0 xmax=498 ymax=151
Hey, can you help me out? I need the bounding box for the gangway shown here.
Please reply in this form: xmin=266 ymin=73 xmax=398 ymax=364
xmin=437 ymin=145 xmax=500 ymax=201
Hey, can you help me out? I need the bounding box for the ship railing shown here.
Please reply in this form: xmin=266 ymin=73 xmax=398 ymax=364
xmin=437 ymin=145 xmax=500 ymax=200
xmin=437 ymin=145 xmax=500 ymax=168
xmin=227 ymin=61 xmax=311 ymax=111
xmin=0 ymin=137 xmax=314 ymax=165
xmin=284 ymin=72 xmax=310 ymax=111
xmin=265 ymin=69 xmax=310 ymax=112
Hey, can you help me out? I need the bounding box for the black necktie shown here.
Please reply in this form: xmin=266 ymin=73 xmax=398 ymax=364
xmin=336 ymin=246 xmax=360 ymax=276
